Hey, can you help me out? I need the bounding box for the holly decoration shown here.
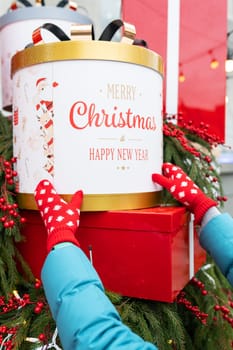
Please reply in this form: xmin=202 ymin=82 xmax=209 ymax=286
xmin=0 ymin=110 xmax=232 ymax=349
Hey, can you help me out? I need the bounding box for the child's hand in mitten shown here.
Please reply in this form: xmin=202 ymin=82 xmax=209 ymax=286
xmin=34 ymin=180 xmax=83 ymax=252
xmin=152 ymin=163 xmax=217 ymax=224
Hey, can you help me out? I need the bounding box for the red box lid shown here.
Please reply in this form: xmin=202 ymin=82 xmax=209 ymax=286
xmin=80 ymin=206 xmax=189 ymax=233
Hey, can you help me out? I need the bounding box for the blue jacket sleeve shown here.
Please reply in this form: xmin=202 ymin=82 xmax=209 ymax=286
xmin=199 ymin=213 xmax=233 ymax=285
xmin=41 ymin=244 xmax=158 ymax=350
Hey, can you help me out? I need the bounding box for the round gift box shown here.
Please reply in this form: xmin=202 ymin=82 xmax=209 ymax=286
xmin=0 ymin=6 xmax=92 ymax=111
xmin=11 ymin=40 xmax=163 ymax=211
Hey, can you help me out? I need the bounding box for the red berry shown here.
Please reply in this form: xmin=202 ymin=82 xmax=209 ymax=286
xmin=20 ymin=217 xmax=26 ymax=224
xmin=221 ymin=306 xmax=230 ymax=314
xmin=35 ymin=280 xmax=42 ymax=289
xmin=38 ymin=333 xmax=46 ymax=342
xmin=3 ymin=161 xmax=10 ymax=167
xmin=34 ymin=306 xmax=42 ymax=314
xmin=214 ymin=305 xmax=221 ymax=311
xmin=201 ymin=290 xmax=208 ymax=296
xmin=37 ymin=301 xmax=44 ymax=309
xmin=7 ymin=179 xmax=14 ymax=185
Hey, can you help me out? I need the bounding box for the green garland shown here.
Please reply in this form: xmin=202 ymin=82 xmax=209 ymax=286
xmin=0 ymin=111 xmax=233 ymax=349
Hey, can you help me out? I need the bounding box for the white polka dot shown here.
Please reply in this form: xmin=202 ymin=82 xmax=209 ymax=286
xmin=67 ymin=221 xmax=74 ymax=227
xmin=170 ymin=185 xmax=176 ymax=193
xmin=56 ymin=215 xmax=64 ymax=222
xmin=178 ymin=191 xmax=185 ymax=198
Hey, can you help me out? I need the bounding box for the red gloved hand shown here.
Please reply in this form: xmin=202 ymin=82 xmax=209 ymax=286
xmin=152 ymin=163 xmax=217 ymax=224
xmin=34 ymin=180 xmax=83 ymax=252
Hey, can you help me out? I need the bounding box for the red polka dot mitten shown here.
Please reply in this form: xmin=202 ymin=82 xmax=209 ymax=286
xmin=34 ymin=180 xmax=83 ymax=252
xmin=152 ymin=163 xmax=217 ymax=224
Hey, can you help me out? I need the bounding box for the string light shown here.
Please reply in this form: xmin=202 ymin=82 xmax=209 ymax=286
xmin=178 ymin=45 xmax=224 ymax=77
xmin=179 ymin=64 xmax=185 ymax=82
xmin=209 ymin=50 xmax=219 ymax=69
xmin=210 ymin=58 xmax=219 ymax=69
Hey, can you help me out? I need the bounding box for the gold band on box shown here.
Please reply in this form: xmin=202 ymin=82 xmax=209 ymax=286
xmin=11 ymin=40 xmax=163 ymax=77
xmin=17 ymin=192 xmax=162 ymax=212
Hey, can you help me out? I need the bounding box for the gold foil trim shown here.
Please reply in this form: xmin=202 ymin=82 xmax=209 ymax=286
xmin=11 ymin=41 xmax=164 ymax=77
xmin=35 ymin=0 xmax=42 ymax=6
xmin=17 ymin=191 xmax=162 ymax=212
xmin=121 ymin=22 xmax=136 ymax=44
xmin=71 ymin=24 xmax=93 ymax=41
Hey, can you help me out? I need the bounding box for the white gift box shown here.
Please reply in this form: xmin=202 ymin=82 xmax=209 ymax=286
xmin=12 ymin=40 xmax=163 ymax=211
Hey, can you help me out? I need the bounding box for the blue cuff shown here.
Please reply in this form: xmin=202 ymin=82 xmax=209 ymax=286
xmin=200 ymin=213 xmax=233 ymax=276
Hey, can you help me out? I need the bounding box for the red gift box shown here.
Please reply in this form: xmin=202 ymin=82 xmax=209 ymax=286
xmin=18 ymin=206 xmax=206 ymax=302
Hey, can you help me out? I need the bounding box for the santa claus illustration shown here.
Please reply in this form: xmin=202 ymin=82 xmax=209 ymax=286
xmin=34 ymin=77 xmax=58 ymax=177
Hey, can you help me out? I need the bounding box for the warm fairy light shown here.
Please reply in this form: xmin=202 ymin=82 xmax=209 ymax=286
xmin=210 ymin=58 xmax=219 ymax=69
xmin=208 ymin=50 xmax=219 ymax=69
xmin=179 ymin=71 xmax=185 ymax=82
xmin=178 ymin=63 xmax=186 ymax=82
